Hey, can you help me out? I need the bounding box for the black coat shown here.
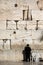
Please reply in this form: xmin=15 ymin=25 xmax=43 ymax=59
xmin=24 ymin=46 xmax=31 ymax=58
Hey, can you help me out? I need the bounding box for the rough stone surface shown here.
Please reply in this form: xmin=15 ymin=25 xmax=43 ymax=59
xmin=0 ymin=0 xmax=43 ymax=61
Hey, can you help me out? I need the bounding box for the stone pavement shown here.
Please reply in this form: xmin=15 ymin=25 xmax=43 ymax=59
xmin=0 ymin=61 xmax=43 ymax=65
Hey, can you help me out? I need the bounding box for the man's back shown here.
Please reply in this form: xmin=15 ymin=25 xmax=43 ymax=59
xmin=22 ymin=44 xmax=31 ymax=62
xmin=25 ymin=46 xmax=31 ymax=54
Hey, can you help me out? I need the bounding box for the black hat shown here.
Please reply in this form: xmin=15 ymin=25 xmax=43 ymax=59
xmin=27 ymin=44 xmax=29 ymax=46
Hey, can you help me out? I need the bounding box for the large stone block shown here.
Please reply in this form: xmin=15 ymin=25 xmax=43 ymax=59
xmin=27 ymin=20 xmax=36 ymax=30
xmin=6 ymin=20 xmax=16 ymax=30
xmin=4 ymin=40 xmax=11 ymax=50
xmin=0 ymin=30 xmax=13 ymax=39
xmin=0 ymin=20 xmax=6 ymax=29
xmin=32 ymin=10 xmax=43 ymax=20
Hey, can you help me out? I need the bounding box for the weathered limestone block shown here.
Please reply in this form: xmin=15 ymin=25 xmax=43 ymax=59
xmin=18 ymin=21 xmax=26 ymax=30
xmin=4 ymin=40 xmax=10 ymax=50
xmin=6 ymin=20 xmax=16 ymax=30
xmin=32 ymin=30 xmax=43 ymax=40
xmin=0 ymin=30 xmax=13 ymax=39
xmin=32 ymin=10 xmax=43 ymax=20
xmin=27 ymin=20 xmax=36 ymax=30
xmin=17 ymin=20 xmax=36 ymax=30
xmin=38 ymin=21 xmax=43 ymax=29
xmin=0 ymin=20 xmax=6 ymax=29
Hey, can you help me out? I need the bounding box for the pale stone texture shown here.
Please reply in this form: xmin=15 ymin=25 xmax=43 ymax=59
xmin=0 ymin=0 xmax=43 ymax=61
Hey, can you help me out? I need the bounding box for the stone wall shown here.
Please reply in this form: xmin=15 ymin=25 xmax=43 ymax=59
xmin=0 ymin=0 xmax=43 ymax=49
xmin=0 ymin=0 xmax=43 ymax=61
